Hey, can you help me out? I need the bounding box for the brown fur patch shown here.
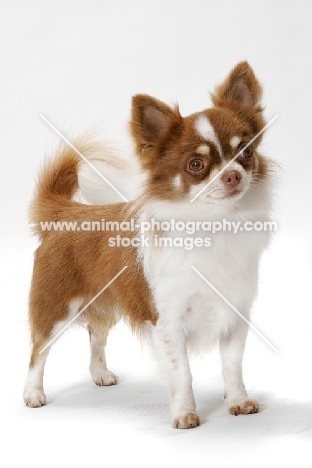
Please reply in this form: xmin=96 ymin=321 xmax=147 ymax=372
xmin=28 ymin=144 xmax=159 ymax=372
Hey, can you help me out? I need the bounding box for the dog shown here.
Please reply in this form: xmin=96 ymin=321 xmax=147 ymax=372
xmin=24 ymin=61 xmax=274 ymax=429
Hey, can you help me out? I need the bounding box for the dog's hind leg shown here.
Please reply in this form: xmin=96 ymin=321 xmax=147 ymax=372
xmin=86 ymin=306 xmax=118 ymax=386
xmin=23 ymin=339 xmax=51 ymax=408
xmin=23 ymin=292 xmax=83 ymax=407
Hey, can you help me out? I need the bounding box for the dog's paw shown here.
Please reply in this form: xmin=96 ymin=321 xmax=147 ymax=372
xmin=24 ymin=389 xmax=46 ymax=408
xmin=172 ymin=412 xmax=200 ymax=429
xmin=91 ymin=368 xmax=118 ymax=386
xmin=228 ymin=398 xmax=259 ymax=416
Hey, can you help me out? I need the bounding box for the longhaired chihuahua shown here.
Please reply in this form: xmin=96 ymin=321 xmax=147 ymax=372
xmin=24 ymin=62 xmax=274 ymax=428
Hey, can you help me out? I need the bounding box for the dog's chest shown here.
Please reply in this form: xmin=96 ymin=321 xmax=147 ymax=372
xmin=140 ymin=221 xmax=269 ymax=348
xmin=137 ymin=193 xmax=272 ymax=346
xmin=143 ymin=226 xmax=265 ymax=292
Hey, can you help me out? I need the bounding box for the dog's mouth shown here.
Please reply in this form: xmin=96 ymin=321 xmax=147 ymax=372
xmin=205 ymin=186 xmax=245 ymax=202
xmin=226 ymin=188 xmax=243 ymax=198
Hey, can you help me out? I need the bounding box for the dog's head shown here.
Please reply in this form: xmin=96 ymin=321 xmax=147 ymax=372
xmin=130 ymin=61 xmax=268 ymax=205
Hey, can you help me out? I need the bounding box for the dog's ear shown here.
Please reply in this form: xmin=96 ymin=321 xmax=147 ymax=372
xmin=130 ymin=94 xmax=181 ymax=154
xmin=211 ymin=61 xmax=263 ymax=113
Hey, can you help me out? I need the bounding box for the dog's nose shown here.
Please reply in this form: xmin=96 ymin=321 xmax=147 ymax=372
xmin=221 ymin=170 xmax=242 ymax=187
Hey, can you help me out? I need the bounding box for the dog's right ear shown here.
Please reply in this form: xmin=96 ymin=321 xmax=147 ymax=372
xmin=130 ymin=94 xmax=181 ymax=155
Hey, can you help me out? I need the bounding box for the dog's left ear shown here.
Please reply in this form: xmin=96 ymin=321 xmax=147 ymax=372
xmin=211 ymin=61 xmax=263 ymax=113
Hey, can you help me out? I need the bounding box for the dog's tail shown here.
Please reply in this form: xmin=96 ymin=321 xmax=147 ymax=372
xmin=30 ymin=133 xmax=145 ymax=239
xmin=30 ymin=141 xmax=81 ymax=240
xmin=77 ymin=137 xmax=145 ymax=205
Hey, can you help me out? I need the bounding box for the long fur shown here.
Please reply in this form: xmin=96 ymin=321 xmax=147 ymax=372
xmin=77 ymin=135 xmax=144 ymax=205
xmin=24 ymin=61 xmax=275 ymax=429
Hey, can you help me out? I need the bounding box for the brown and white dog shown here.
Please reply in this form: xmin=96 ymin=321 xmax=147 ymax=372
xmin=24 ymin=62 xmax=274 ymax=429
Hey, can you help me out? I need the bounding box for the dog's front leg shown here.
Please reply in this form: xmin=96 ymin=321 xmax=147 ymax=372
xmin=153 ymin=319 xmax=200 ymax=429
xmin=219 ymin=321 xmax=259 ymax=415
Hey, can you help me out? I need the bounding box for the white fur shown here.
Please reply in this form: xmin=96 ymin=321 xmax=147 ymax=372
xmin=230 ymin=136 xmax=242 ymax=149
xmin=89 ymin=327 xmax=118 ymax=386
xmin=195 ymin=115 xmax=222 ymax=156
xmin=138 ymin=173 xmax=273 ymax=423
xmin=77 ymin=137 xmax=145 ymax=204
xmin=172 ymin=174 xmax=182 ymax=191
xmin=23 ymin=356 xmax=47 ymax=408
xmin=196 ymin=144 xmax=210 ymax=155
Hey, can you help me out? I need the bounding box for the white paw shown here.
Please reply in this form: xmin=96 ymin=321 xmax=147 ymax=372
xmin=172 ymin=411 xmax=200 ymax=429
xmin=24 ymin=389 xmax=46 ymax=408
xmin=227 ymin=397 xmax=259 ymax=415
xmin=91 ymin=368 xmax=118 ymax=386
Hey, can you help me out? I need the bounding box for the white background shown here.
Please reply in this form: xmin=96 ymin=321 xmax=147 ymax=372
xmin=1 ymin=1 xmax=312 ymax=466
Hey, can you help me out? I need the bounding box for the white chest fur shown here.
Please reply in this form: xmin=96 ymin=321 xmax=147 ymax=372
xmin=138 ymin=183 xmax=272 ymax=353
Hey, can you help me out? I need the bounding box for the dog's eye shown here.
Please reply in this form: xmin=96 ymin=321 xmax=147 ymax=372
xmin=185 ymin=156 xmax=209 ymax=178
xmin=238 ymin=143 xmax=253 ymax=158
xmin=189 ymin=159 xmax=204 ymax=172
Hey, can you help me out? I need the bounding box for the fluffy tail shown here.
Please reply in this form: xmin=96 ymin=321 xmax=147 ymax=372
xmin=77 ymin=136 xmax=145 ymax=205
xmin=30 ymin=143 xmax=80 ymax=239
xmin=30 ymin=133 xmax=145 ymax=239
